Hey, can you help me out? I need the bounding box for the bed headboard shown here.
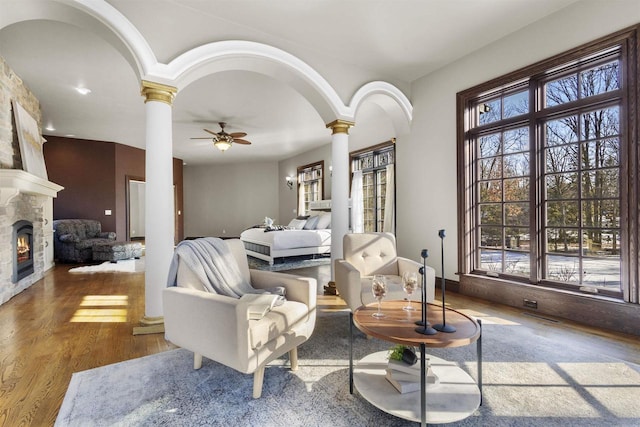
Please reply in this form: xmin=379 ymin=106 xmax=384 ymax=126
xmin=308 ymin=199 xmax=331 ymax=212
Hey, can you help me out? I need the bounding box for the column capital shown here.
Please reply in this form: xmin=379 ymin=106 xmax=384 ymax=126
xmin=326 ymin=119 xmax=355 ymax=135
xmin=141 ymin=80 xmax=177 ymax=105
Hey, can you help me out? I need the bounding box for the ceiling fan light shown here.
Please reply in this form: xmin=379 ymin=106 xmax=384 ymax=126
xmin=214 ymin=139 xmax=232 ymax=152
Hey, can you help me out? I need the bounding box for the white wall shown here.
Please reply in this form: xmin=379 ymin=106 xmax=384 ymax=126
xmin=183 ymin=161 xmax=279 ymax=237
xmin=397 ymin=0 xmax=640 ymax=280
xmin=350 ymin=102 xmax=398 ymax=151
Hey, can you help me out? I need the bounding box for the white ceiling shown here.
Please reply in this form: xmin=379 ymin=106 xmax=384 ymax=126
xmin=0 ymin=0 xmax=580 ymax=165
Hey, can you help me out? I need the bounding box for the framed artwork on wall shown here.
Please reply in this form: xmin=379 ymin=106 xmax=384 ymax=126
xmin=12 ymin=100 xmax=48 ymax=180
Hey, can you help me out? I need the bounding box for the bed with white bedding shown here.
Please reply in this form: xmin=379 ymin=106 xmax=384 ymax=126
xmin=240 ymin=212 xmax=331 ymax=265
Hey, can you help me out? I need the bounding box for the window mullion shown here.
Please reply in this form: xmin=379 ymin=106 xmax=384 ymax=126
xmin=577 ymin=112 xmax=585 ymax=284
xmin=530 ymin=79 xmax=541 ymax=283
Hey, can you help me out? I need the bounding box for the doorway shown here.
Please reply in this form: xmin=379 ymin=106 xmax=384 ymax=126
xmin=127 ymin=178 xmax=146 ymax=241
xmin=126 ymin=176 xmax=180 ymax=244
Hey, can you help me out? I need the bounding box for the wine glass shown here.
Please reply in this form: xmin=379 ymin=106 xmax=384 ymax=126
xmin=371 ymin=274 xmax=387 ymax=318
xmin=402 ymin=271 xmax=418 ymax=311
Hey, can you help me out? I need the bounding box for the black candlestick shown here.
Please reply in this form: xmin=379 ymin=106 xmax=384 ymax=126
xmin=434 ymin=229 xmax=456 ymax=333
xmin=415 ymin=248 xmax=437 ymax=335
xmin=414 ymin=250 xmax=428 ymax=327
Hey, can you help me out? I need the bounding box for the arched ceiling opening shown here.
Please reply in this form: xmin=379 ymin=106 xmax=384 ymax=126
xmin=0 ymin=19 xmax=144 ymax=147
xmin=0 ymin=0 xmax=153 ymax=80
xmin=0 ymin=0 xmax=414 ymax=165
xmin=172 ymin=70 xmax=329 ymax=165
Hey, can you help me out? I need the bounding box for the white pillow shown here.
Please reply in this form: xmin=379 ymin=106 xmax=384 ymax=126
xmin=303 ymin=215 xmax=320 ymax=230
xmin=315 ymin=213 xmax=331 ymax=229
xmin=288 ymin=218 xmax=307 ymax=230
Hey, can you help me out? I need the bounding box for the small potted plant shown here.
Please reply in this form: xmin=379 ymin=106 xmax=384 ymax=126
xmin=388 ymin=344 xmax=417 ymax=365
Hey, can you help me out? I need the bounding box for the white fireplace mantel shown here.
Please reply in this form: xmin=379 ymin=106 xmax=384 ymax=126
xmin=0 ymin=169 xmax=64 ymax=205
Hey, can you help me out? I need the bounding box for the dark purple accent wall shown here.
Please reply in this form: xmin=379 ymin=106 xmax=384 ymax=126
xmin=44 ymin=137 xmax=116 ymax=231
xmin=43 ymin=136 xmax=184 ymax=243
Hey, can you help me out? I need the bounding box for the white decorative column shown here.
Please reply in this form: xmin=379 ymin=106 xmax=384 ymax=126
xmin=327 ymin=119 xmax=354 ymax=279
xmin=137 ymin=80 xmax=177 ymax=334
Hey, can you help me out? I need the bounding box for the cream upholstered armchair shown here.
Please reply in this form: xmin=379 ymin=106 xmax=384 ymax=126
xmin=334 ymin=232 xmax=435 ymax=393
xmin=163 ymin=239 xmax=317 ymax=398
xmin=335 ymin=232 xmax=435 ymax=312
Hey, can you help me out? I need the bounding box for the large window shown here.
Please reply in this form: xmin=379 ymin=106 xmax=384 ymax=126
xmin=458 ymin=27 xmax=638 ymax=301
xmin=351 ymin=141 xmax=395 ymax=232
xmin=297 ymin=161 xmax=324 ymax=215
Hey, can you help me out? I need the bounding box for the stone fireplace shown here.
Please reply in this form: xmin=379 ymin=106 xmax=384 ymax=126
xmin=0 ymin=55 xmax=62 ymax=305
xmin=13 ymin=219 xmax=34 ymax=282
xmin=0 ymin=170 xmax=62 ymax=305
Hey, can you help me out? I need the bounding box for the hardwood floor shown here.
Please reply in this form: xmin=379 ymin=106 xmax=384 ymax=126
xmin=1 ymin=263 xmax=639 ymax=426
xmin=0 ymin=265 xmax=174 ymax=427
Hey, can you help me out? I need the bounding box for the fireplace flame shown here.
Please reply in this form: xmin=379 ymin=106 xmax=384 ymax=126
xmin=17 ymin=236 xmax=30 ymax=262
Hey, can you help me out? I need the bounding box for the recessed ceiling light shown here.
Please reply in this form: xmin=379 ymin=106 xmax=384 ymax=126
xmin=45 ymin=125 xmax=55 ymax=131
xmin=75 ymin=87 xmax=91 ymax=95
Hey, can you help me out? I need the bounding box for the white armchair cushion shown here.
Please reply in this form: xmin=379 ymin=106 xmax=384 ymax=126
xmin=335 ymin=232 xmax=436 ymax=312
xmin=248 ymin=301 xmax=308 ymax=348
xmin=342 ymin=232 xmax=400 ymax=276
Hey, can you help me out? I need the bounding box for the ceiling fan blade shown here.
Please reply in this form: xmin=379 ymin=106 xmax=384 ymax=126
xmin=203 ymin=128 xmax=219 ymax=136
xmin=190 ymin=137 xmax=212 ymax=139
xmin=229 ymin=132 xmax=247 ymax=138
xmin=233 ymin=138 xmax=252 ymax=145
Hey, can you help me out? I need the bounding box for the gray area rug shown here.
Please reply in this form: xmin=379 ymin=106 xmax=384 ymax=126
xmin=247 ymin=255 xmax=331 ymax=271
xmin=56 ymin=312 xmax=640 ymax=427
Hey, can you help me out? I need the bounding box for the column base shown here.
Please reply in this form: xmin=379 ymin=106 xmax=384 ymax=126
xmin=132 ymin=316 xmax=165 ymax=335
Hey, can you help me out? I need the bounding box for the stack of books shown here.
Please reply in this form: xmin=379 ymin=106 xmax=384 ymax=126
xmin=385 ymin=356 xmax=438 ymax=394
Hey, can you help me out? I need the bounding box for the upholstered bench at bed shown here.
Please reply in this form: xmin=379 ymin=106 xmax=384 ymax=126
xmin=92 ymin=241 xmax=143 ymax=262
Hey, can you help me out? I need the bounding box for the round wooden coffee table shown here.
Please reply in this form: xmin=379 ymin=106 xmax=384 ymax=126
xmin=352 ymin=300 xmax=482 ymax=426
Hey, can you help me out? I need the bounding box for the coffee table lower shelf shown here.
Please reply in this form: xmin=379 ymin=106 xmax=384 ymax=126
xmin=353 ymin=351 xmax=481 ymax=424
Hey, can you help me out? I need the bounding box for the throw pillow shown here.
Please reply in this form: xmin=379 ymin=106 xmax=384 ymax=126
xmin=315 ymin=213 xmax=331 ymax=229
xmin=288 ymin=218 xmax=307 ymax=230
xmin=303 ymin=215 xmax=320 ymax=230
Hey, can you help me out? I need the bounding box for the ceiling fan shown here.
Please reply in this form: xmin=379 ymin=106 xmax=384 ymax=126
xmin=191 ymin=122 xmax=252 ymax=152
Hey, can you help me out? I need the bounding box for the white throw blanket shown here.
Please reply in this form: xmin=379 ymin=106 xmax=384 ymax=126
xmin=166 ymin=237 xmax=285 ymax=300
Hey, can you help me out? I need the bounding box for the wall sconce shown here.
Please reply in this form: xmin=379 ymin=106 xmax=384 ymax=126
xmin=286 ymin=176 xmax=296 ymax=189
xmin=329 ymin=165 xmax=333 ymax=176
